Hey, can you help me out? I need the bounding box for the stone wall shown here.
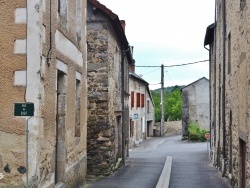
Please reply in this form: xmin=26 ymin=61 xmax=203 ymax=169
xmin=182 ymin=90 xmax=189 ymax=137
xmin=87 ymin=3 xmax=127 ymax=176
xmin=210 ymin=1 xmax=250 ymax=187
xmin=154 ymin=121 xmax=182 ymax=136
xmin=165 ymin=121 xmax=182 ymax=136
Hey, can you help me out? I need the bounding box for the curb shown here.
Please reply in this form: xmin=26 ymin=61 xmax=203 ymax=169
xmin=156 ymin=156 xmax=172 ymax=188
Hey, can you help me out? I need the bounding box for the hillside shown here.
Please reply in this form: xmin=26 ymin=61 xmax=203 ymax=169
xmin=151 ymin=85 xmax=185 ymax=94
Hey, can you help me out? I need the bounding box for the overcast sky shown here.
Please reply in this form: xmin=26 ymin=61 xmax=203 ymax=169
xmin=97 ymin=0 xmax=215 ymax=90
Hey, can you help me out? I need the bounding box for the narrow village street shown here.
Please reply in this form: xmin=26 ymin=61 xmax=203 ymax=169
xmin=2 ymin=0 xmax=250 ymax=187
xmin=88 ymin=135 xmax=231 ymax=188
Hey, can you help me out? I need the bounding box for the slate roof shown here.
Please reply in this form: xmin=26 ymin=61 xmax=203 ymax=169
xmin=204 ymin=23 xmax=215 ymax=46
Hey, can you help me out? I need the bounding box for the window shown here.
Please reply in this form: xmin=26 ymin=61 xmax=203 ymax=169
xmin=130 ymin=120 xmax=134 ymax=137
xmin=58 ymin=0 xmax=68 ymax=26
xmin=75 ymin=79 xmax=81 ymax=137
xmin=141 ymin=94 xmax=145 ymax=108
xmin=136 ymin=93 xmax=140 ymax=107
xmin=76 ymin=0 xmax=82 ymax=42
xmin=131 ymin=91 xmax=134 ymax=108
xmin=147 ymin=100 xmax=150 ymax=113
xmin=240 ymin=0 xmax=246 ymax=10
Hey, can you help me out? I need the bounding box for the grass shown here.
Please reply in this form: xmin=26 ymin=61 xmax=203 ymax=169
xmin=188 ymin=122 xmax=209 ymax=142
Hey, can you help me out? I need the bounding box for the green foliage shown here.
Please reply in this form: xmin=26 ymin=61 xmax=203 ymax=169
xmin=151 ymin=86 xmax=182 ymax=122
xmin=188 ymin=122 xmax=209 ymax=142
xmin=151 ymin=91 xmax=161 ymax=122
xmin=164 ymin=88 xmax=182 ymax=121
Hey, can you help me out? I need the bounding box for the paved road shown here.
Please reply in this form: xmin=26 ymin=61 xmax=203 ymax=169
xmin=166 ymin=136 xmax=231 ymax=188
xmin=89 ymin=135 xmax=231 ymax=188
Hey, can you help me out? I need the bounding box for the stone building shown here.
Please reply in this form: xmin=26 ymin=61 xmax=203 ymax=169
xmin=86 ymin=0 xmax=133 ymax=177
xmin=204 ymin=0 xmax=250 ymax=187
xmin=129 ymin=68 xmax=155 ymax=148
xmin=0 ymin=0 xmax=88 ymax=187
xmin=181 ymin=77 xmax=210 ymax=138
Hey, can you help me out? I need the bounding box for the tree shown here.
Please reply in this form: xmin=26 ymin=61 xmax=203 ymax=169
xmin=164 ymin=88 xmax=182 ymax=121
xmin=151 ymin=91 xmax=161 ymax=122
xmin=151 ymin=86 xmax=182 ymax=122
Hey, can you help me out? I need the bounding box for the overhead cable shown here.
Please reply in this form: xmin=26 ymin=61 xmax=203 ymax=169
xmin=135 ymin=59 xmax=209 ymax=68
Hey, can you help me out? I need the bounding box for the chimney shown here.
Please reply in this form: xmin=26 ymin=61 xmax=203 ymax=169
xmin=120 ymin=20 xmax=126 ymax=32
xmin=130 ymin=59 xmax=135 ymax=73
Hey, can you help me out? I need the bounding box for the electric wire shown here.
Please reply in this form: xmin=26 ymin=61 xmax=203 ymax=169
xmin=166 ymin=71 xmax=174 ymax=85
xmin=142 ymin=67 xmax=161 ymax=77
xmin=135 ymin=59 xmax=209 ymax=68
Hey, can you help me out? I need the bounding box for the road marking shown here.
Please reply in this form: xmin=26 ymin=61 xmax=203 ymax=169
xmin=158 ymin=140 xmax=166 ymax=145
xmin=156 ymin=156 xmax=172 ymax=188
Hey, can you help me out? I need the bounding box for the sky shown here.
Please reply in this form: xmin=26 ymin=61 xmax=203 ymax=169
xmin=97 ymin=0 xmax=215 ymax=90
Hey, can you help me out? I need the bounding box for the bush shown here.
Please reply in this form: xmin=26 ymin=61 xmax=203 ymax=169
xmin=188 ymin=122 xmax=209 ymax=142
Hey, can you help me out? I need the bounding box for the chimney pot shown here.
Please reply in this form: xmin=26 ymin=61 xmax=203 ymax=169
xmin=120 ymin=20 xmax=126 ymax=32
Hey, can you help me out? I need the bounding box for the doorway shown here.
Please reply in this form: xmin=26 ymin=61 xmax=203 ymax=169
xmin=239 ymin=139 xmax=246 ymax=188
xmin=116 ymin=116 xmax=122 ymax=158
xmin=147 ymin=121 xmax=153 ymax=137
xmin=55 ymin=70 xmax=67 ymax=184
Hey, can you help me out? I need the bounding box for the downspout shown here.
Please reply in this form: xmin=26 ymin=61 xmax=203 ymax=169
xmin=222 ymin=0 xmax=226 ymax=176
xmin=145 ymin=84 xmax=147 ymax=139
xmin=46 ymin=0 xmax=52 ymax=65
xmin=121 ymin=47 xmax=130 ymax=165
xmin=204 ymin=39 xmax=212 ymax=151
xmin=121 ymin=49 xmax=125 ymax=165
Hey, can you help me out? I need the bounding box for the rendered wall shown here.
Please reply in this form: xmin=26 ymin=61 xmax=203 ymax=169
xmin=182 ymin=78 xmax=210 ymax=132
xmin=0 ymin=0 xmax=88 ymax=187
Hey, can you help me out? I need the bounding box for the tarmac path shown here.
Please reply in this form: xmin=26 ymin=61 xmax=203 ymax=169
xmin=90 ymin=135 xmax=231 ymax=188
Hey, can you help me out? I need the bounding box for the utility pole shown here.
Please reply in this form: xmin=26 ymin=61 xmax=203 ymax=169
xmin=160 ymin=64 xmax=165 ymax=136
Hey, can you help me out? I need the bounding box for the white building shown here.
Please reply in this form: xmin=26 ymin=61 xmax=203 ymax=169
xmin=181 ymin=77 xmax=210 ymax=137
xmin=129 ymin=69 xmax=155 ymax=148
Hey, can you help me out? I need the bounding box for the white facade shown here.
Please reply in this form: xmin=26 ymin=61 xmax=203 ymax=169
xmin=129 ymin=73 xmax=155 ymax=148
xmin=182 ymin=77 xmax=210 ymax=137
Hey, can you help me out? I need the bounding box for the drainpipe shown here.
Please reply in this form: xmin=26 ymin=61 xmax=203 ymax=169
xmin=222 ymin=0 xmax=226 ymax=176
xmin=47 ymin=0 xmax=52 ymax=65
xmin=145 ymin=84 xmax=147 ymax=139
xmin=204 ymin=40 xmax=212 ymax=151
xmin=121 ymin=46 xmax=130 ymax=165
xmin=121 ymin=49 xmax=125 ymax=165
